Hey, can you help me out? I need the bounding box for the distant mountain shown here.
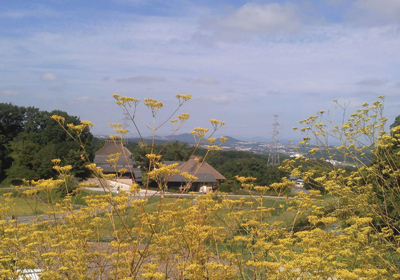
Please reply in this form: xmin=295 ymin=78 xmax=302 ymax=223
xmin=238 ymin=136 xmax=301 ymax=143
xmin=125 ymin=136 xmax=168 ymax=145
xmin=95 ymin=133 xmax=298 ymax=145
xmin=171 ymin=133 xmax=242 ymax=145
xmin=216 ymin=135 xmax=242 ymax=145
xmin=122 ymin=133 xmax=242 ymax=145
xmin=170 ymin=133 xmax=196 ymax=143
xmin=239 ymin=136 xmax=270 ymax=142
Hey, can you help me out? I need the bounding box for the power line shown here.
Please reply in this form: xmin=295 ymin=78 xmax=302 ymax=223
xmin=267 ymin=115 xmax=281 ymax=166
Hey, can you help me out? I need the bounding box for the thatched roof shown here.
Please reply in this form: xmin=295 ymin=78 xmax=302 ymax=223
xmin=94 ymin=140 xmax=135 ymax=165
xmin=179 ymin=155 xmax=225 ymax=180
xmin=95 ymin=140 xmax=132 ymax=157
xmin=93 ymin=140 xmax=141 ymax=181
xmin=169 ymin=173 xmax=217 ymax=183
xmin=164 ymin=155 xmax=225 ymax=180
xmin=94 ymin=155 xmax=135 ymax=166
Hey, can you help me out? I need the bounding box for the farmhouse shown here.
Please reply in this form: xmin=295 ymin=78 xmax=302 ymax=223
xmin=93 ymin=142 xmax=224 ymax=192
xmin=93 ymin=140 xmax=142 ymax=183
xmin=164 ymin=155 xmax=225 ymax=192
xmin=289 ymin=175 xmax=304 ymax=188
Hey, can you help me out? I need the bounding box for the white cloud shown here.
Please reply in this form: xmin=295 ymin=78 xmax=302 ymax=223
xmin=1 ymin=90 xmax=20 ymax=96
xmin=0 ymin=6 xmax=59 ymax=19
xmin=1 ymin=11 xmax=29 ymax=19
xmin=195 ymin=76 xmax=219 ymax=85
xmin=48 ymin=86 xmax=61 ymax=92
xmin=350 ymin=0 xmax=400 ymax=26
xmin=356 ymin=78 xmax=388 ymax=86
xmin=202 ymin=3 xmax=302 ymax=41
xmin=73 ymin=96 xmax=104 ymax=103
xmin=210 ymin=96 xmax=232 ymax=104
xmin=355 ymin=0 xmax=400 ymax=17
xmin=262 ymin=90 xmax=288 ymax=96
xmin=326 ymin=0 xmax=347 ymax=4
xmin=387 ymin=102 xmax=400 ymax=108
xmin=352 ymin=90 xmax=379 ymax=96
xmin=2 ymin=5 xmax=400 ymax=137
xmin=304 ymin=92 xmax=320 ymax=97
xmin=191 ymin=32 xmax=216 ymax=47
xmin=41 ymin=73 xmax=60 ymax=82
xmin=116 ymin=76 xmax=166 ymax=83
xmin=113 ymin=0 xmax=154 ymax=5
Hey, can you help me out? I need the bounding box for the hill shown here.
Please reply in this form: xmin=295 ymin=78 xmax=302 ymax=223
xmin=124 ymin=133 xmax=242 ymax=145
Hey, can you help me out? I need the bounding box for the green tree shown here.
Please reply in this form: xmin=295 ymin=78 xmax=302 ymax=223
xmin=0 ymin=103 xmax=26 ymax=181
xmin=390 ymin=114 xmax=400 ymax=130
xmin=162 ymin=141 xmax=193 ymax=161
xmin=1 ymin=104 xmax=96 ymax=183
xmin=6 ymin=140 xmax=40 ymax=181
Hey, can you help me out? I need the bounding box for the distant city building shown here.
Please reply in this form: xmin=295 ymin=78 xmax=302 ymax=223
xmin=289 ymin=176 xmax=305 ymax=188
xmin=325 ymin=159 xmax=356 ymax=168
xmin=289 ymin=153 xmax=303 ymax=158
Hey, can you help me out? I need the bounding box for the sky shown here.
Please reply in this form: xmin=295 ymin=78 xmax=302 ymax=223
xmin=1 ymin=0 xmax=400 ymax=142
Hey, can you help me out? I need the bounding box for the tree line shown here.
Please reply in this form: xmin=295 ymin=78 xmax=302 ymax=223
xmin=0 ymin=103 xmax=103 ymax=184
xmin=0 ymin=103 xmax=290 ymax=189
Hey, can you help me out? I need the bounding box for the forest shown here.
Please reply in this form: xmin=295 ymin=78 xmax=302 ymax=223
xmin=0 ymin=103 xmax=103 ymax=185
xmin=0 ymin=103 xmax=288 ymax=190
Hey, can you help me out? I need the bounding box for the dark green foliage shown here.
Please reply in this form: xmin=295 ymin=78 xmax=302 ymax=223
xmin=302 ymin=166 xmax=329 ymax=194
xmin=82 ymin=136 xmax=104 ymax=163
xmin=64 ymin=149 xmax=91 ymax=178
xmin=0 ymin=103 xmax=27 ymax=181
xmin=163 ymin=141 xmax=193 ymax=161
xmin=391 ymin=115 xmax=400 ymax=130
xmin=6 ymin=140 xmax=41 ymax=180
xmin=368 ymin=139 xmax=400 ymax=228
xmin=218 ymin=179 xmax=241 ymax=193
xmin=366 ymin=116 xmax=400 ymax=219
xmin=0 ymin=103 xmax=97 ymax=184
xmin=132 ymin=142 xmax=154 ymax=171
xmin=203 ymin=151 xmax=288 ymax=187
xmin=125 ymin=141 xmax=138 ymax=153
xmin=131 ymin=141 xmax=194 ymax=171
xmin=56 ymin=176 xmax=80 ymax=198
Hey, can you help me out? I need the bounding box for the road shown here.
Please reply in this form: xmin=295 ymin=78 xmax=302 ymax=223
xmin=87 ymin=180 xmax=294 ymax=200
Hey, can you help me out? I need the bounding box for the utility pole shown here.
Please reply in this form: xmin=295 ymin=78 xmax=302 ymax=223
xmin=267 ymin=114 xmax=281 ymax=166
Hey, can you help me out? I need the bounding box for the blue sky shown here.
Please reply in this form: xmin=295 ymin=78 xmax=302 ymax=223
xmin=1 ymin=0 xmax=400 ymax=141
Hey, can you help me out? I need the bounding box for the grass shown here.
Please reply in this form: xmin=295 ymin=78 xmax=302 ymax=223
xmin=0 ymin=196 xmax=49 ymax=216
xmin=0 ymin=188 xmax=117 ymax=216
xmin=86 ymin=193 xmax=314 ymax=242
xmin=0 ymin=189 xmax=49 ymax=216
xmin=0 ymin=178 xmax=13 ymax=188
xmin=235 ymin=188 xmax=294 ymax=197
xmin=71 ymin=189 xmax=116 ymax=206
xmin=120 ymin=194 xmax=294 ymax=230
xmin=0 ymin=186 xmax=333 ymax=240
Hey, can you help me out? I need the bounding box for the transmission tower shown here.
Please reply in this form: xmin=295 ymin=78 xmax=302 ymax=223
xmin=267 ymin=114 xmax=281 ymax=166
